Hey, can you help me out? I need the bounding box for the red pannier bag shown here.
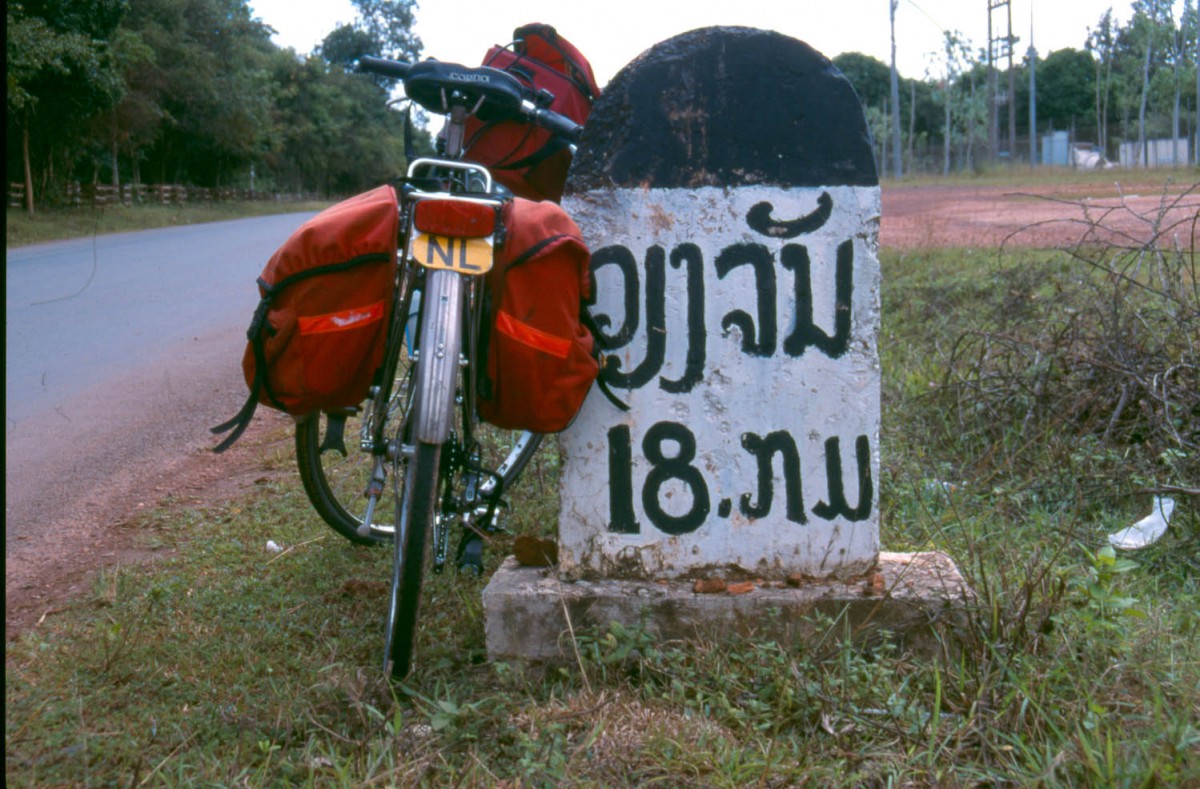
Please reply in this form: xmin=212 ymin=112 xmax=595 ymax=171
xmin=212 ymin=185 xmax=399 ymax=451
xmin=464 ymin=23 xmax=600 ymax=203
xmin=478 ymin=197 xmax=598 ymax=432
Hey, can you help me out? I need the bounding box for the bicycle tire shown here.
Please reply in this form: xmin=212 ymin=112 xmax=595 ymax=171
xmin=385 ymin=269 xmax=465 ymax=679
xmin=385 ymin=440 xmax=440 ymax=679
xmin=295 ymin=409 xmax=398 ymax=545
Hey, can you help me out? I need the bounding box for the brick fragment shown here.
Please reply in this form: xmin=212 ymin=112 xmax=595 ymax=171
xmin=692 ymin=578 xmax=727 ymax=594
xmin=863 ymin=572 xmax=886 ymax=596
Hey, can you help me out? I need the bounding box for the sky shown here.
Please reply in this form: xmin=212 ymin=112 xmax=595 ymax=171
xmin=248 ymin=0 xmax=1144 ymax=86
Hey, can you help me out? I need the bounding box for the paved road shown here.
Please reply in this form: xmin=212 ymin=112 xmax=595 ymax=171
xmin=5 ymin=212 xmax=317 ymax=612
xmin=6 ymin=213 xmax=318 ymax=426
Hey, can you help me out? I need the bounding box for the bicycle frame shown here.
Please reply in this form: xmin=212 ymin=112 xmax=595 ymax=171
xmin=354 ymin=164 xmax=504 ymax=537
xmin=295 ymin=52 xmax=581 ymax=678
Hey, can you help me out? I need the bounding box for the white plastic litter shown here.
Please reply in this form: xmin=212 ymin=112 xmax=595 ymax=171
xmin=1108 ymin=497 xmax=1175 ymax=550
xmin=266 ymin=540 xmax=284 ymax=553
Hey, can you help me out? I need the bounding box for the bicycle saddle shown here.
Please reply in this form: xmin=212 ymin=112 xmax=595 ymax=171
xmin=403 ymin=61 xmax=527 ymax=122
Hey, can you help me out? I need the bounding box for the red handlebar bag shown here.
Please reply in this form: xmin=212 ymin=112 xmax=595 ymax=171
xmin=464 ymin=24 xmax=600 ymax=203
xmin=478 ymin=197 xmax=598 ymax=432
xmin=213 ymin=185 xmax=398 ymax=451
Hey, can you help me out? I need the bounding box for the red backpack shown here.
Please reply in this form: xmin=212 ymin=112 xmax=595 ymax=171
xmin=212 ymin=185 xmax=399 ymax=451
xmin=463 ymin=24 xmax=600 ymax=203
xmin=478 ymin=197 xmax=599 ymax=432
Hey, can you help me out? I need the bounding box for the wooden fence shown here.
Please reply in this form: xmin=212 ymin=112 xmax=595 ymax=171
xmin=8 ymin=182 xmax=317 ymax=209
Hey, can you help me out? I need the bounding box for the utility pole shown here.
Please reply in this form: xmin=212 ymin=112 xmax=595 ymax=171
xmin=1007 ymin=1 xmax=1016 ymax=161
xmin=987 ymin=0 xmax=1017 ymax=163
xmin=889 ymin=0 xmax=903 ymax=178
xmin=987 ymin=2 xmax=997 ymax=160
xmin=1029 ymin=7 xmax=1037 ymax=166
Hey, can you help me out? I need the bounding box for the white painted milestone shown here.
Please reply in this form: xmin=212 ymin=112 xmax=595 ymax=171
xmin=559 ymin=184 xmax=881 ymax=580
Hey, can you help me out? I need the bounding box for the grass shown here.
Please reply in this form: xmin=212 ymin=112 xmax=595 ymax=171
xmin=5 ymin=200 xmax=332 ymax=248
xmin=7 ymin=213 xmax=1199 ymax=785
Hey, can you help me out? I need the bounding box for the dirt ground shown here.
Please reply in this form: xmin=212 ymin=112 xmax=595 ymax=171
xmin=881 ymin=179 xmax=1197 ymax=250
xmin=5 ymin=177 xmax=1197 ymax=640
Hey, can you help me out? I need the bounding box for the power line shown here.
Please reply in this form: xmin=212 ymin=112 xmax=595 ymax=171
xmin=903 ymin=0 xmax=947 ymax=34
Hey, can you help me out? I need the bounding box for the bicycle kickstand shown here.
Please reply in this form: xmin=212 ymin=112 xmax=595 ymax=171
xmin=356 ymin=456 xmax=389 ymax=538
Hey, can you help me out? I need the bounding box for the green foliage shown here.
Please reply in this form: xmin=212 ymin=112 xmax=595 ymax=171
xmin=9 ymin=0 xmax=1196 ymax=203
xmin=6 ymin=2 xmax=123 ymax=111
xmin=1037 ymin=48 xmax=1098 ymax=128
xmin=833 ymin=51 xmax=892 ymax=108
xmin=6 ymin=1 xmax=126 ymax=201
xmin=265 ymin=51 xmax=420 ymax=195
xmin=119 ymin=0 xmax=279 ymax=186
xmin=346 ymin=0 xmax=422 ymax=63
xmin=319 ymin=24 xmax=381 ymax=70
xmin=21 ymin=0 xmax=128 ymax=38
xmin=1074 ymin=545 xmax=1143 ymax=627
xmin=5 ymin=0 xmax=426 ymax=207
xmin=834 ymin=51 xmax=942 ymax=173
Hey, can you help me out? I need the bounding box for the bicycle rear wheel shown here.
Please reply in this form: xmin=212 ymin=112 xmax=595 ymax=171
xmin=385 ymin=269 xmax=462 ymax=679
xmin=295 ymin=348 xmax=541 ymax=546
xmin=294 ymin=358 xmax=414 ymax=545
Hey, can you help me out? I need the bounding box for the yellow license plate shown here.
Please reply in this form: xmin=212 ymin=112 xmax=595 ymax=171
xmin=411 ymin=231 xmax=494 ymax=275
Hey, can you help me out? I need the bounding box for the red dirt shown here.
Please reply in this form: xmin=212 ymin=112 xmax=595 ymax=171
xmin=5 ymin=177 xmax=1197 ymax=641
xmin=880 ymin=180 xmax=1197 ymax=251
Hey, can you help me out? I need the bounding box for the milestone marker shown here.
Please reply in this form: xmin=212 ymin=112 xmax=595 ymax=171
xmin=484 ymin=28 xmax=970 ymax=664
xmin=559 ymin=26 xmax=881 ymax=580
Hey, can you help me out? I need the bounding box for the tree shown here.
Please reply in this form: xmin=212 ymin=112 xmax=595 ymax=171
xmin=87 ymin=26 xmax=161 ymax=187
xmin=832 ymin=52 xmax=892 ymax=109
xmin=1165 ymin=0 xmax=1200 ymax=163
xmin=1087 ymin=9 xmax=1118 ymax=156
xmin=1129 ymin=0 xmax=1176 ymax=164
xmin=265 ymin=50 xmax=420 ymax=195
xmin=1037 ymin=48 xmax=1096 ymax=131
xmin=835 ymin=50 xmax=946 ymax=174
xmin=119 ymin=0 xmax=277 ymax=186
xmin=6 ymin=1 xmax=127 ymax=213
xmin=319 ymin=24 xmax=381 ymax=69
xmin=351 ymin=0 xmax=421 ymax=62
xmin=835 ymin=52 xmax=897 ymax=172
xmin=7 ymin=0 xmax=431 ymax=203
xmin=319 ymin=0 xmax=421 ymax=66
xmin=934 ymin=31 xmax=982 ymax=175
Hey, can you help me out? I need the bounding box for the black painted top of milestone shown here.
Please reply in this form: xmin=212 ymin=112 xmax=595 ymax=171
xmin=566 ymin=27 xmax=879 ymax=192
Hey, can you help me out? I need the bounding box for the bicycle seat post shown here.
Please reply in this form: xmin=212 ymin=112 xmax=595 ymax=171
xmin=443 ymin=102 xmax=469 ymax=159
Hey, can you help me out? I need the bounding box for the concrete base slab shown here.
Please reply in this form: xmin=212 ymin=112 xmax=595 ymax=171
xmin=483 ymin=552 xmax=973 ymax=663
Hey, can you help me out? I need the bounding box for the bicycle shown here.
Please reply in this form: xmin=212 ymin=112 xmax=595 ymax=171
xmin=291 ymin=55 xmax=585 ymax=680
